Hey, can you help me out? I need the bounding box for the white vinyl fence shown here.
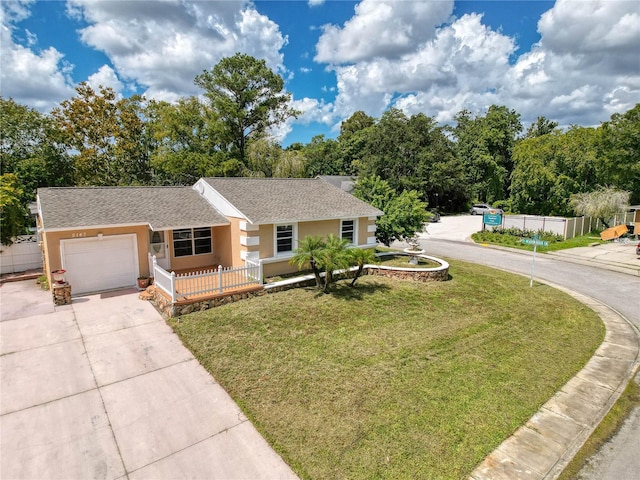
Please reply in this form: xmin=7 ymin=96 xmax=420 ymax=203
xmin=502 ymin=212 xmax=635 ymax=240
xmin=0 ymin=235 xmax=42 ymax=274
xmin=503 ymin=215 xmax=567 ymax=237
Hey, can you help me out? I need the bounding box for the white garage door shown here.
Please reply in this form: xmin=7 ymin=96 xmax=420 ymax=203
xmin=60 ymin=234 xmax=139 ymax=295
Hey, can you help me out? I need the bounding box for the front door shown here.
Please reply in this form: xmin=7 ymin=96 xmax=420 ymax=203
xmin=149 ymin=230 xmax=170 ymax=270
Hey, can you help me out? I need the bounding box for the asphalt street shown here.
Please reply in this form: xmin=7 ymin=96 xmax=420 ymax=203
xmin=406 ymin=217 xmax=640 ymax=479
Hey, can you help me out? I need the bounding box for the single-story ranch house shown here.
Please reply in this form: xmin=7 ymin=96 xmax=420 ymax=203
xmin=37 ymin=177 xmax=383 ymax=295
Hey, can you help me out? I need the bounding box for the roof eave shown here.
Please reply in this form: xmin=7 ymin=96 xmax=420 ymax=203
xmin=42 ymin=222 xmax=150 ymax=233
xmin=150 ymin=221 xmax=230 ymax=230
xmin=251 ymin=212 xmax=383 ymax=225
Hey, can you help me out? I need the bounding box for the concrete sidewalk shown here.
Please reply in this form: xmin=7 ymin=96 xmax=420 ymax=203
xmin=546 ymin=242 xmax=640 ymax=277
xmin=0 ymin=282 xmax=298 ymax=480
xmin=470 ymin=285 xmax=640 ymax=479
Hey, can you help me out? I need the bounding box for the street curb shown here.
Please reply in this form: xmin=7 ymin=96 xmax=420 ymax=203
xmin=545 ymin=251 xmax=640 ymax=277
xmin=470 ymin=282 xmax=640 ymax=480
xmin=466 ymin=240 xmax=640 ymax=278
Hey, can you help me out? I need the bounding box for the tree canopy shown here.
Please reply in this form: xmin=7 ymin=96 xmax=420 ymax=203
xmin=0 ymin=174 xmax=29 ymax=245
xmin=194 ymin=53 xmax=299 ymax=166
xmin=2 ymin=69 xmax=638 ymax=225
xmin=570 ymin=187 xmax=630 ymax=228
xmin=353 ymin=176 xmax=428 ymax=246
xmin=52 ymin=84 xmax=151 ymax=186
xmin=1 ymin=97 xmax=74 ymax=200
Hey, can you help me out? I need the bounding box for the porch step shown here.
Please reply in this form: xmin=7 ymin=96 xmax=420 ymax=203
xmin=139 ymin=285 xmax=155 ymax=301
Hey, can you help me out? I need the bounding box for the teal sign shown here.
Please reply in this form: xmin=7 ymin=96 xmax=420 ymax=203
xmin=522 ymin=238 xmax=549 ymax=247
xmin=483 ymin=213 xmax=502 ymax=226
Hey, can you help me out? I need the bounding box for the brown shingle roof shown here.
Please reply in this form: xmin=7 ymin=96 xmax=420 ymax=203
xmin=38 ymin=186 xmax=229 ymax=231
xmin=202 ymin=177 xmax=383 ymax=224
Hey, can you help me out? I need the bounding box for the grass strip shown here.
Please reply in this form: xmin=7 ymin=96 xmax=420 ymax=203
xmin=558 ymin=375 xmax=640 ymax=479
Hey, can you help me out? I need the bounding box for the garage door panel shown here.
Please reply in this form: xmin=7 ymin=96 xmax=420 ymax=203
xmin=61 ymin=235 xmax=139 ymax=295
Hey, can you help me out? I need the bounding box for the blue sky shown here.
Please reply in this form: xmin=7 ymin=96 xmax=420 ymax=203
xmin=2 ymin=1 xmax=638 ymax=146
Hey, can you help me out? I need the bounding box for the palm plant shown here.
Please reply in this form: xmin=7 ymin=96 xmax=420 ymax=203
xmin=317 ymin=234 xmax=352 ymax=293
xmin=348 ymin=247 xmax=377 ymax=287
xmin=290 ymin=235 xmax=326 ymax=288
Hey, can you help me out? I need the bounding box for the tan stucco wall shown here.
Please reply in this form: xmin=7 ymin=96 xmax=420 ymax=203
xmin=254 ymin=217 xmax=375 ymax=278
xmin=299 ymin=219 xmax=338 ymax=241
xmin=226 ymin=217 xmax=245 ymax=268
xmin=263 ymin=260 xmax=299 ymax=278
xmin=167 ymin=226 xmax=227 ymax=271
xmin=42 ymin=225 xmax=234 ymax=285
xmin=42 ymin=225 xmax=150 ymax=288
xmin=259 ymin=224 xmax=274 ymax=259
xmin=359 ymin=217 xmax=376 ymax=245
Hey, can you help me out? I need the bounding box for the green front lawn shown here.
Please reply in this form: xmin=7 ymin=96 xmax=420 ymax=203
xmin=170 ymin=260 xmax=604 ymax=479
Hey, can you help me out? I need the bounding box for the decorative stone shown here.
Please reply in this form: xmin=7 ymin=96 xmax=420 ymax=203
xmin=52 ymin=283 xmax=72 ymax=305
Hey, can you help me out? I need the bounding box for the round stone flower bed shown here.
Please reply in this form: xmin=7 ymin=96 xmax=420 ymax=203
xmin=367 ymin=251 xmax=449 ymax=282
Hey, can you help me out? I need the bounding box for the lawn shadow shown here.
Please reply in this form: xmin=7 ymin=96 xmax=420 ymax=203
xmin=328 ymin=279 xmax=392 ymax=300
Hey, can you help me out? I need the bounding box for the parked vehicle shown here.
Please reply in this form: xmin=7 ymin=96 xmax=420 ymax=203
xmin=429 ymin=209 xmax=441 ymax=222
xmin=469 ymin=203 xmax=504 ymax=215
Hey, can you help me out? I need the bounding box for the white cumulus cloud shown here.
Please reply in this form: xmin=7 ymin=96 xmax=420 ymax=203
xmin=86 ymin=64 xmax=124 ymax=96
xmin=313 ymin=0 xmax=639 ymax=130
xmin=0 ymin=1 xmax=75 ymax=111
xmin=69 ymin=0 xmax=288 ymax=101
xmin=315 ymin=0 xmax=454 ymax=63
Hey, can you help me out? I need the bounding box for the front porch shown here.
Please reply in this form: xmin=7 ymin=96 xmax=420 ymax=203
xmin=151 ymin=257 xmax=264 ymax=305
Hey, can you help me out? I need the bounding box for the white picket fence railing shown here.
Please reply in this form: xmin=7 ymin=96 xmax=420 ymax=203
xmin=152 ymin=256 xmax=262 ymax=303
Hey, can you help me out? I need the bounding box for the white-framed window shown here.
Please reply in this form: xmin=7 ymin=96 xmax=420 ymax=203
xmin=173 ymin=227 xmax=212 ymax=257
xmin=341 ymin=219 xmax=356 ymax=243
xmin=275 ymin=224 xmax=295 ymax=254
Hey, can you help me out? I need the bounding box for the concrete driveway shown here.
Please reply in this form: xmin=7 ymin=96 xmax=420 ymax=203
xmin=0 ymin=280 xmax=297 ymax=480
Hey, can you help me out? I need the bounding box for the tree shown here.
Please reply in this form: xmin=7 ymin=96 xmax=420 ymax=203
xmin=52 ymin=83 xmax=151 ymax=185
xmin=246 ymin=139 xmax=306 ymax=178
xmin=290 ymin=234 xmax=355 ymax=292
xmin=301 ymin=135 xmax=343 ymax=176
xmin=353 ymin=176 xmax=428 ymax=246
xmin=452 ymin=106 xmax=522 ymax=203
xmin=596 ymin=104 xmax=640 ymax=203
xmin=376 ymin=190 xmax=429 ymax=246
xmin=570 ymin=187 xmax=630 ymax=228
xmin=525 ymin=116 xmax=559 ymax=138
xmin=510 ymin=128 xmax=598 ymax=215
xmin=355 ymin=109 xmax=467 ymax=211
xmin=1 ymin=98 xmax=74 ymax=200
xmin=147 ymin=97 xmax=231 ymax=184
xmin=338 ymin=111 xmax=375 ymax=142
xmin=0 ymin=174 xmax=29 ymax=245
xmin=246 ymin=138 xmax=283 ymax=177
xmin=274 ymin=150 xmax=306 ymax=178
xmin=194 ymin=53 xmax=299 ymax=165
xmin=317 ymin=234 xmax=352 ymax=293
